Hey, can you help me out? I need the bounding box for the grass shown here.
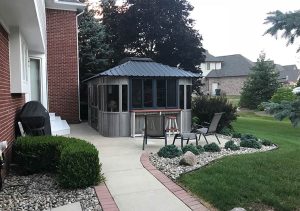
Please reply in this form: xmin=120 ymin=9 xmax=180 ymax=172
xmin=226 ymin=95 xmax=240 ymax=107
xmin=178 ymin=112 xmax=300 ymax=211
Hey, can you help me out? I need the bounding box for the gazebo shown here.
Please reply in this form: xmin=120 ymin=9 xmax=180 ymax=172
xmin=85 ymin=57 xmax=201 ymax=137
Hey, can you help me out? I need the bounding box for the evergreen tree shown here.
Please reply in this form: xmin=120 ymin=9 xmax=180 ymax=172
xmin=240 ymin=53 xmax=280 ymax=109
xmin=101 ymin=0 xmax=205 ymax=72
xmin=297 ymin=78 xmax=300 ymax=87
xmin=78 ymin=9 xmax=113 ymax=81
xmin=264 ymin=10 xmax=300 ymax=52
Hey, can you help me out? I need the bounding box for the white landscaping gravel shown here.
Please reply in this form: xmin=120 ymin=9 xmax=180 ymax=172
xmin=0 ymin=173 xmax=101 ymax=211
xmin=150 ymin=136 xmax=277 ymax=180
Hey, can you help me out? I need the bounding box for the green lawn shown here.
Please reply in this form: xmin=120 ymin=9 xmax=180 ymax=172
xmin=226 ymin=95 xmax=240 ymax=107
xmin=178 ymin=112 xmax=300 ymax=211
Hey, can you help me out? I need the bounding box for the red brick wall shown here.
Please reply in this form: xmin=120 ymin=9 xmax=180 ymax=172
xmin=46 ymin=9 xmax=80 ymax=123
xmin=0 ymin=24 xmax=24 ymax=164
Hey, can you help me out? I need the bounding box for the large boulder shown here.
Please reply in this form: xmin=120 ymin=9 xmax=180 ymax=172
xmin=179 ymin=151 xmax=197 ymax=166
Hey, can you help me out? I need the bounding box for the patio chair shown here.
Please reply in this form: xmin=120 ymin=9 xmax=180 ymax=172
xmin=196 ymin=112 xmax=224 ymax=144
xmin=143 ymin=115 xmax=167 ymax=150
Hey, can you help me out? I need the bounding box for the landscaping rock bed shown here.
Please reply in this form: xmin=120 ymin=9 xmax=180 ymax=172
xmin=0 ymin=173 xmax=101 ymax=211
xmin=150 ymin=136 xmax=277 ymax=180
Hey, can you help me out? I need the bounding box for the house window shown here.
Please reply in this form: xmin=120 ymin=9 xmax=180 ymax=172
xmin=122 ymin=85 xmax=128 ymax=112
xmin=132 ymin=79 xmax=143 ymax=108
xmin=186 ymin=85 xmax=192 ymax=109
xmin=167 ymin=79 xmax=177 ymax=107
xmin=144 ymin=79 xmax=153 ymax=107
xmin=104 ymin=85 xmax=119 ymax=112
xmin=206 ymin=62 xmax=210 ymax=70
xmin=157 ymin=80 xmax=166 ymax=107
xmin=179 ymin=85 xmax=184 ymax=109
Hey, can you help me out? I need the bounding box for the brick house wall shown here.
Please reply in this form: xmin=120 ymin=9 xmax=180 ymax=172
xmin=46 ymin=9 xmax=80 ymax=123
xmin=204 ymin=76 xmax=248 ymax=96
xmin=0 ymin=24 xmax=24 ymax=166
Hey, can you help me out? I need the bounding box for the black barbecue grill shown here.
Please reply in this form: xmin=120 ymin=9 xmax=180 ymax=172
xmin=19 ymin=101 xmax=52 ymax=136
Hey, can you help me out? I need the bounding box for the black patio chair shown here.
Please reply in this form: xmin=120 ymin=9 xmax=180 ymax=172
xmin=143 ymin=115 xmax=167 ymax=150
xmin=196 ymin=112 xmax=224 ymax=144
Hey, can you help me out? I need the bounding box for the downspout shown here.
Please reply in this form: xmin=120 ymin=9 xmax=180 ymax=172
xmin=76 ymin=9 xmax=84 ymax=122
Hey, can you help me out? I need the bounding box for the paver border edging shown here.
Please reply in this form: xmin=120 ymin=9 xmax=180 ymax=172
xmin=94 ymin=183 xmax=119 ymax=211
xmin=140 ymin=152 xmax=209 ymax=211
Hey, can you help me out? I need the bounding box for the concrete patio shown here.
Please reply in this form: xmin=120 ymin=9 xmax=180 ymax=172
xmin=70 ymin=123 xmax=227 ymax=211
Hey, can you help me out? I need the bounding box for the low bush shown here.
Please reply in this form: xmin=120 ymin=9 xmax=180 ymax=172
xmin=261 ymin=139 xmax=273 ymax=146
xmin=224 ymin=140 xmax=240 ymax=151
xmin=271 ymin=87 xmax=297 ymax=103
xmin=220 ymin=127 xmax=234 ymax=136
xmin=196 ymin=145 xmax=205 ymax=153
xmin=14 ymin=136 xmax=102 ymax=189
xmin=182 ymin=144 xmax=199 ymax=155
xmin=157 ymin=145 xmax=182 ymax=158
xmin=192 ymin=96 xmax=237 ymax=132
xmin=241 ymin=134 xmax=258 ymax=141
xmin=240 ymin=139 xmax=262 ymax=149
xmin=232 ymin=132 xmax=242 ymax=138
xmin=204 ymin=143 xmax=221 ymax=152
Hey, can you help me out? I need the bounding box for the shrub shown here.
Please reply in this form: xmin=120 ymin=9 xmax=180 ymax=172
xmin=182 ymin=144 xmax=199 ymax=155
xmin=240 ymin=139 xmax=262 ymax=149
xmin=241 ymin=134 xmax=258 ymax=141
xmin=271 ymin=87 xmax=297 ymax=103
xmin=257 ymin=103 xmax=265 ymax=111
xmin=224 ymin=140 xmax=240 ymax=151
xmin=157 ymin=145 xmax=182 ymax=158
xmin=58 ymin=140 xmax=101 ymax=188
xmin=220 ymin=127 xmax=234 ymax=136
xmin=13 ymin=136 xmax=102 ymax=188
xmin=232 ymin=132 xmax=242 ymax=138
xmin=196 ymin=145 xmax=205 ymax=153
xmin=192 ymin=96 xmax=237 ymax=132
xmin=204 ymin=143 xmax=221 ymax=152
xmin=261 ymin=139 xmax=273 ymax=146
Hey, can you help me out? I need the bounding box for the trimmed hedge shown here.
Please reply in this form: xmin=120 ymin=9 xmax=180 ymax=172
xmin=13 ymin=136 xmax=102 ymax=189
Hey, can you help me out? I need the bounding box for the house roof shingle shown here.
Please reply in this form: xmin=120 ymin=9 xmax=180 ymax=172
xmin=205 ymin=54 xmax=299 ymax=83
xmin=206 ymin=54 xmax=254 ymax=77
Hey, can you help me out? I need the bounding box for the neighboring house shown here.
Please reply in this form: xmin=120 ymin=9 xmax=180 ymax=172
xmin=0 ymin=0 xmax=85 ymax=163
xmin=201 ymin=52 xmax=300 ymax=96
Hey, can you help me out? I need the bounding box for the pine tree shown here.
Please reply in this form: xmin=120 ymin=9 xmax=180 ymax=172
xmin=78 ymin=9 xmax=113 ymax=81
xmin=264 ymin=10 xmax=300 ymax=52
xmin=240 ymin=53 xmax=280 ymax=109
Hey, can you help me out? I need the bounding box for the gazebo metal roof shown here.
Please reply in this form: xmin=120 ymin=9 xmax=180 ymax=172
xmin=84 ymin=58 xmax=201 ymax=82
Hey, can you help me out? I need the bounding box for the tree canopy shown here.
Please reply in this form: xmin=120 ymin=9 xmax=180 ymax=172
xmin=240 ymin=53 xmax=280 ymax=109
xmin=264 ymin=10 xmax=300 ymax=52
xmin=101 ymin=0 xmax=205 ymax=73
